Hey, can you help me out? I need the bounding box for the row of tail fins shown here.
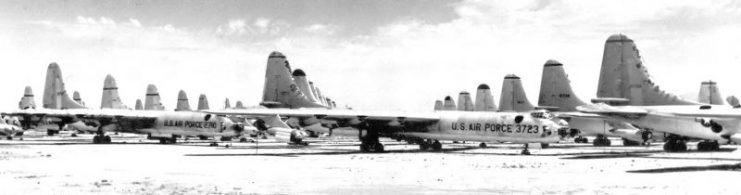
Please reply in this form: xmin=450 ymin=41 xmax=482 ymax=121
xmin=435 ymin=34 xmax=737 ymax=112
xmin=20 ymin=51 xmax=340 ymax=111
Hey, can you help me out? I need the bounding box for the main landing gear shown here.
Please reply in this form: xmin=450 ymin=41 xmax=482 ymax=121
xmin=663 ymin=134 xmax=687 ymax=152
xmin=574 ymin=136 xmax=588 ymax=143
xmin=418 ymin=139 xmax=443 ymax=151
xmin=622 ymin=138 xmax=641 ymax=146
xmin=92 ymin=119 xmax=111 ymax=144
xmin=358 ymin=121 xmax=384 ymax=153
xmin=521 ymin=144 xmax=530 ymax=155
xmin=697 ymin=140 xmax=720 ymax=151
xmin=479 ymin=142 xmax=487 ymax=148
xmin=592 ymin=135 xmax=611 ymax=146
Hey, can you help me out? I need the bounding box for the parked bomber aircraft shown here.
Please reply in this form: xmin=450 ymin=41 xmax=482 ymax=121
xmin=537 ymin=59 xmax=649 ymax=146
xmin=4 ymin=62 xmax=251 ymax=144
xmin=208 ymin=51 xmax=575 ymax=154
xmin=581 ymin=34 xmax=736 ymax=151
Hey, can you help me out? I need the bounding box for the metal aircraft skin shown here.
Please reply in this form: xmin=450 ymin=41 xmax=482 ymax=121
xmin=100 ymin=74 xmax=129 ymax=109
xmin=5 ymin=62 xmax=251 ymax=144
xmin=261 ymin=51 xmax=335 ymax=109
xmin=698 ymin=81 xmax=726 ymax=105
xmin=536 ymin=59 xmax=648 ymax=146
xmin=580 ymin=34 xmax=736 ymax=152
xmin=4 ymin=108 xmax=248 ymax=144
xmin=208 ymin=51 xmax=574 ymax=154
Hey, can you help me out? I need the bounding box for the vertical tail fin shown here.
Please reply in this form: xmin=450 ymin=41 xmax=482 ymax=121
xmin=144 ymin=84 xmax=165 ymax=110
xmin=224 ymin=98 xmax=232 ymax=109
xmin=442 ymin=96 xmax=457 ymax=110
xmin=42 ymin=63 xmax=86 ymax=109
xmin=727 ymin=96 xmax=740 ymax=108
xmin=434 ymin=100 xmax=443 ymax=111
xmin=698 ymin=81 xmax=725 ymax=105
xmin=18 ymin=86 xmax=36 ymax=109
xmin=197 ymin=94 xmax=210 ymax=110
xmin=309 ymin=81 xmax=321 ymax=104
xmin=597 ymin=34 xmax=698 ymax=106
xmin=175 ymin=90 xmax=191 ymax=111
xmin=474 ymin=84 xmax=496 ymax=111
xmin=261 ymin=51 xmax=325 ymax=108
xmin=537 ymin=60 xmax=587 ymax=111
xmin=457 ymin=91 xmax=474 ymax=111
xmin=100 ymin=74 xmax=128 ymax=109
xmin=73 ymin=91 xmax=85 ymax=106
xmin=235 ymin=101 xmax=246 ymax=109
xmin=499 ymin=74 xmax=534 ymax=111
xmin=135 ymin=99 xmax=143 ymax=110
xmin=292 ymin=69 xmax=320 ymax=103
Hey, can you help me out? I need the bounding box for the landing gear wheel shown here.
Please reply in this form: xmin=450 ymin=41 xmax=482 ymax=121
xmin=374 ymin=143 xmax=385 ymax=152
xmin=209 ymin=142 xmax=218 ymax=146
xmin=574 ymin=136 xmax=588 ymax=143
xmin=593 ymin=135 xmax=611 ymax=146
xmin=432 ymin=140 xmax=442 ymax=151
xmin=419 ymin=141 xmax=430 ymax=150
xmin=622 ymin=138 xmax=640 ymax=146
xmin=7 ymin=136 xmax=13 ymax=140
xmin=71 ymin=133 xmax=77 ymax=137
xmin=521 ymin=149 xmax=531 ymax=155
xmin=159 ymin=138 xmax=167 ymax=144
xmin=104 ymin=135 xmax=112 ymax=143
xmin=239 ymin=138 xmax=248 ymax=143
xmin=479 ymin=142 xmax=487 ymax=148
xmin=540 ymin=143 xmax=549 ymax=149
xmin=93 ymin=135 xmax=101 ymax=144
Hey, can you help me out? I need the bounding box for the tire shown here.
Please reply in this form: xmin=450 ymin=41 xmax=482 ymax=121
xmin=93 ymin=136 xmax=101 ymax=144
xmin=360 ymin=144 xmax=370 ymax=152
xmin=104 ymin=136 xmax=112 ymax=143
xmin=521 ymin=150 xmax=531 ymax=155
xmin=432 ymin=141 xmax=442 ymax=151
xmin=479 ymin=143 xmax=487 ymax=148
xmin=540 ymin=143 xmax=549 ymax=149
xmin=419 ymin=143 xmax=430 ymax=150
xmin=374 ymin=143 xmax=385 ymax=152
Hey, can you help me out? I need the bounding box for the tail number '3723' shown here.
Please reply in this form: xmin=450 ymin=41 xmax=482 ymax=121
xmin=451 ymin=122 xmax=544 ymax=134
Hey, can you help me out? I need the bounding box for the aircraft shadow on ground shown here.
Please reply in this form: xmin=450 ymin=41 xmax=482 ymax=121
xmin=627 ymin=163 xmax=741 ymax=173
xmin=184 ymin=146 xmax=481 ymax=157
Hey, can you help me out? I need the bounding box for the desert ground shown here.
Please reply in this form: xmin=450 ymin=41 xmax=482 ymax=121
xmin=1 ymin=132 xmax=740 ymax=194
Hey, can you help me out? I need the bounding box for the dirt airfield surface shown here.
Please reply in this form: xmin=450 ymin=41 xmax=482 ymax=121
xmin=1 ymin=132 xmax=740 ymax=194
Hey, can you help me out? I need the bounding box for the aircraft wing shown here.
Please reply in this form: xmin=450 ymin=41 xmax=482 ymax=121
xmin=575 ymin=104 xmax=648 ymax=119
xmin=4 ymin=108 xmax=157 ymax=119
xmin=206 ymin=108 xmax=440 ymax=122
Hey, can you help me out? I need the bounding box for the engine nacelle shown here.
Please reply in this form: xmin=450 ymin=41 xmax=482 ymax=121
xmin=270 ymin=127 xmax=307 ymax=144
xmin=697 ymin=118 xmax=723 ymax=133
xmin=729 ymin=134 xmax=741 ymax=144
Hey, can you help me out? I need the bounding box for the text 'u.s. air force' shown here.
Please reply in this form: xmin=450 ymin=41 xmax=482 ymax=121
xmin=450 ymin=122 xmax=545 ymax=134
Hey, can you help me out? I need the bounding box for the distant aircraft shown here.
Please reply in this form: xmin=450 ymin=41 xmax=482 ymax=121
xmin=581 ymin=34 xmax=734 ymax=151
xmin=6 ymin=63 xmax=250 ymax=144
xmin=0 ymin=116 xmax=23 ymax=140
xmin=100 ymin=74 xmax=129 ymax=109
xmin=73 ymin=91 xmax=85 ymax=106
xmin=144 ymin=84 xmax=166 ymax=110
xmin=499 ymin=74 xmax=535 ymax=112
xmin=536 ymin=59 xmax=648 ymax=146
xmin=175 ymin=90 xmax=191 ymax=111
xmin=209 ymin=52 xmax=575 ymax=154
xmin=135 ymin=99 xmax=143 ymax=110
xmin=18 ymin=86 xmax=36 ymax=110
xmin=197 ymin=94 xmax=209 ymax=111
xmin=260 ymin=52 xmax=335 ymax=108
xmin=474 ymin=84 xmax=497 ymax=112
xmin=698 ymin=81 xmax=725 ymax=105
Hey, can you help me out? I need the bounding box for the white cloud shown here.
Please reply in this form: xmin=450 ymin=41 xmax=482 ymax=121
xmin=3 ymin=1 xmax=741 ymax=112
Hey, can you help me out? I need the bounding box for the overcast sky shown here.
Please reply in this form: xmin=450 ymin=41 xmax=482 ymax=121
xmin=1 ymin=0 xmax=741 ymax=111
